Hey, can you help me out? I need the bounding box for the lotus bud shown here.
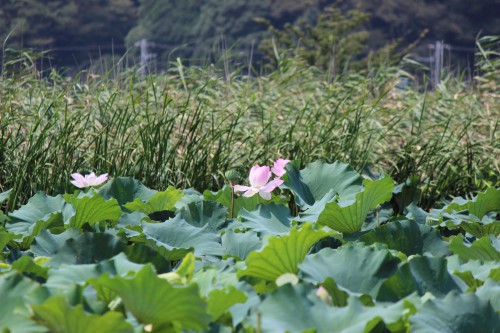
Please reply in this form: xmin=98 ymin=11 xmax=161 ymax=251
xmin=225 ymin=169 xmax=239 ymax=186
xmin=316 ymin=286 xmax=332 ymax=305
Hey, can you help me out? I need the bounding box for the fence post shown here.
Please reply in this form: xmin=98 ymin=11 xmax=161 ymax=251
xmin=134 ymin=39 xmax=156 ymax=75
xmin=433 ymin=40 xmax=444 ymax=87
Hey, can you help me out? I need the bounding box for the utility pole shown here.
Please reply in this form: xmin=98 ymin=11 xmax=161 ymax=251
xmin=134 ymin=39 xmax=156 ymax=75
xmin=429 ymin=41 xmax=445 ymax=88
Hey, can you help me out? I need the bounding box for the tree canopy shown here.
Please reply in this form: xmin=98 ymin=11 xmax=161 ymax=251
xmin=0 ymin=0 xmax=137 ymax=67
xmin=0 ymin=0 xmax=498 ymax=70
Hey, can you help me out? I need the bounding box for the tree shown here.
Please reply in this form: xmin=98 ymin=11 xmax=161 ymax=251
xmin=126 ymin=0 xmax=272 ymax=63
xmin=343 ymin=0 xmax=500 ymax=50
xmin=258 ymin=4 xmax=373 ymax=73
xmin=126 ymin=0 xmax=201 ymax=51
xmin=0 ymin=0 xmax=138 ymax=67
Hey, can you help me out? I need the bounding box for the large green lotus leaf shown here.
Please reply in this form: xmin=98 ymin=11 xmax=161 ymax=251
xmin=450 ymin=234 xmax=500 ymax=261
xmin=123 ymin=186 xmax=183 ymax=215
xmin=98 ymin=177 xmax=156 ymax=208
xmin=253 ymin=284 xmax=407 ymax=333
xmin=7 ymin=192 xmax=65 ymax=227
xmin=0 ymin=231 xmax=21 ymax=252
xmin=451 ymin=270 xmax=482 ymax=292
xmin=203 ymin=186 xmax=283 ymax=217
xmin=179 ymin=200 xmax=227 ymax=231
xmin=31 ymin=296 xmax=133 ymax=333
xmin=253 ymin=283 xmax=316 ymax=332
xmin=190 ymin=268 xmax=240 ymax=297
xmin=357 ymin=220 xmax=449 ymax=256
xmin=376 ymin=263 xmax=419 ymax=302
xmin=441 ymin=196 xmax=471 ymax=216
xmin=11 ymin=256 xmax=49 ymax=280
xmin=310 ymin=297 xmax=408 ymax=333
xmin=174 ymin=188 xmax=203 ymax=210
xmin=46 ymin=264 xmax=108 ymax=292
xmin=392 ymin=177 xmax=421 ymax=214
xmin=238 ymin=203 xmax=292 ymax=235
xmin=158 ymin=252 xmax=196 ymax=285
xmin=296 ymin=189 xmax=337 ymax=223
xmin=123 ymin=242 xmax=172 ymax=274
xmin=460 ymin=220 xmax=500 ymax=238
xmin=228 ymin=281 xmax=261 ymax=327
xmin=405 ymin=203 xmax=431 ymax=225
xmin=0 ymin=188 xmax=11 ymax=202
xmin=6 ymin=192 xmax=65 ymax=244
xmin=89 ymin=265 xmax=210 ymax=331
xmin=411 ymin=256 xmax=464 ymax=295
xmin=48 ymin=232 xmax=126 ymax=267
xmin=207 ymin=286 xmax=247 ymax=321
xmin=0 ymin=272 xmax=48 ymax=333
xmin=409 ymin=291 xmax=500 ymax=333
xmin=317 ymin=177 xmax=395 ymax=233
xmin=430 ymin=206 xmax=500 ymax=232
xmin=238 ymin=223 xmax=329 ymax=282
xmin=283 ymin=160 xmax=363 ymax=208
xmin=116 ymin=211 xmax=148 ymax=235
xmin=476 ymin=279 xmax=500 ymax=312
xmin=64 ymin=192 xmax=121 ymax=228
xmin=221 ymin=229 xmax=262 ymax=260
xmin=447 ymin=255 xmax=500 ymax=282
xmin=142 ymin=215 xmax=224 ymax=261
xmin=469 ymin=187 xmax=500 ymax=219
xmin=445 ymin=187 xmax=500 ymax=220
xmin=45 ymin=253 xmax=143 ymax=291
xmin=29 ymin=229 xmax=82 ymax=257
xmin=0 ymin=189 xmax=11 ymax=224
xmin=299 ymin=243 xmax=399 ymax=297
xmin=377 ymin=256 xmax=461 ymax=302
xmin=320 ymin=277 xmax=349 ymax=306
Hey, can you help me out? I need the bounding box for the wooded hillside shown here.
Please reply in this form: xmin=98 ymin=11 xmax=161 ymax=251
xmin=0 ymin=0 xmax=498 ymax=68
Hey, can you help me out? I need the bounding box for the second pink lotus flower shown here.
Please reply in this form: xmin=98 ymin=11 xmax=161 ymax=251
xmin=271 ymin=158 xmax=290 ymax=178
xmin=233 ymin=159 xmax=290 ymax=200
xmin=70 ymin=172 xmax=109 ymax=188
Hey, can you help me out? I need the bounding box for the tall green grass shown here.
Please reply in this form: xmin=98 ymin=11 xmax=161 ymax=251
xmin=0 ymin=39 xmax=498 ymax=211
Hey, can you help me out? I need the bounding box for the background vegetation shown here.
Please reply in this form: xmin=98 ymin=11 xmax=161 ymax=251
xmin=0 ymin=1 xmax=498 ymax=211
xmin=1 ymin=35 xmax=498 ymax=212
xmin=1 ymin=0 xmax=498 ymax=67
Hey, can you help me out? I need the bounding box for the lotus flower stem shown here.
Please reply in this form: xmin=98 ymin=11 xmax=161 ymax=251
xmin=288 ymin=192 xmax=299 ymax=217
xmin=225 ymin=170 xmax=239 ymax=219
xmin=230 ymin=180 xmax=235 ymax=219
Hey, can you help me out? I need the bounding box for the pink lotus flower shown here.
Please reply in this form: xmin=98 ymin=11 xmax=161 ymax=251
xmin=233 ymin=165 xmax=283 ymax=200
xmin=316 ymin=286 xmax=332 ymax=304
xmin=70 ymin=172 xmax=109 ymax=188
xmin=271 ymin=158 xmax=290 ymax=178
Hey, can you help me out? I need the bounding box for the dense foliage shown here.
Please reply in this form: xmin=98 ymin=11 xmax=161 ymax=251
xmin=1 ymin=3 xmax=498 ymax=330
xmin=0 ymin=0 xmax=138 ymax=67
xmin=257 ymin=5 xmax=400 ymax=74
xmin=1 ymin=35 xmax=499 ymax=211
xmin=1 ymin=0 xmax=498 ymax=67
xmin=0 ymin=160 xmax=499 ymax=332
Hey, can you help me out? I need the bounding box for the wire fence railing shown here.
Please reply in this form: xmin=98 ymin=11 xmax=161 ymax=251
xmin=2 ymin=38 xmax=482 ymax=86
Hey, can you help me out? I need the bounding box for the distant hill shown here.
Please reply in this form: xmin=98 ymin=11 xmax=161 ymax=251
xmin=1 ymin=0 xmax=498 ymax=70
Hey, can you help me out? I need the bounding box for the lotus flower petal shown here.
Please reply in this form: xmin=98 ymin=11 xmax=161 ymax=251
xmin=271 ymin=158 xmax=290 ymax=178
xmin=259 ymin=178 xmax=284 ymax=193
xmin=242 ymin=188 xmax=260 ymax=197
xmin=94 ymin=173 xmax=109 ymax=185
xmin=258 ymin=190 xmax=272 ymax=200
xmin=249 ymin=165 xmax=271 ymax=187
